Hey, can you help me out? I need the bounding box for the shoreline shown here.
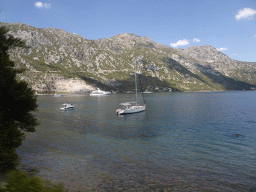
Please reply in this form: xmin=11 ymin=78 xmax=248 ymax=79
xmin=35 ymin=89 xmax=255 ymax=95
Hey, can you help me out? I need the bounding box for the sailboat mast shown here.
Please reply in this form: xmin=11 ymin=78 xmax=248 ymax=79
xmin=135 ymin=59 xmax=137 ymax=103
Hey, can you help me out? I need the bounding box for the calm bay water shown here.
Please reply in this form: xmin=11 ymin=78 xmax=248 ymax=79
xmin=16 ymin=91 xmax=256 ymax=191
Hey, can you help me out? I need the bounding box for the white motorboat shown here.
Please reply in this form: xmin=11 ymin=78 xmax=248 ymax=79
xmin=54 ymin=93 xmax=63 ymax=97
xmin=116 ymin=59 xmax=146 ymax=115
xmin=142 ymin=90 xmax=152 ymax=93
xmin=90 ymin=88 xmax=111 ymax=96
xmin=60 ymin=103 xmax=74 ymax=110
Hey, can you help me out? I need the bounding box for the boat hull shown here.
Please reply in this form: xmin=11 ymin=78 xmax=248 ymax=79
xmin=116 ymin=106 xmax=145 ymax=115
xmin=60 ymin=107 xmax=73 ymax=110
xmin=90 ymin=93 xmax=111 ymax=96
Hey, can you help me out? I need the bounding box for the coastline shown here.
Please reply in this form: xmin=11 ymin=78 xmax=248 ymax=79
xmin=35 ymin=89 xmax=255 ymax=95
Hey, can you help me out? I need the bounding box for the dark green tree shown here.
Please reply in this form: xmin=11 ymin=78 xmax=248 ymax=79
xmin=0 ymin=26 xmax=39 ymax=169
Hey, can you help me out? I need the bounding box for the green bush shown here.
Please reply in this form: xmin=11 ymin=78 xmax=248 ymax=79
xmin=0 ymin=170 xmax=67 ymax=192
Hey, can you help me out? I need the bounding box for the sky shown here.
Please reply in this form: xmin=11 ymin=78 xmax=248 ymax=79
xmin=0 ymin=0 xmax=256 ymax=62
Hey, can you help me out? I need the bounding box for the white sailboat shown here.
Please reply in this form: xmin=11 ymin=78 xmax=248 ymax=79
xmin=116 ymin=59 xmax=146 ymax=115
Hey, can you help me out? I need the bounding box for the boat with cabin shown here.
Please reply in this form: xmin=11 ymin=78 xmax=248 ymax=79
xmin=90 ymin=88 xmax=111 ymax=96
xmin=116 ymin=102 xmax=145 ymax=114
xmin=60 ymin=103 xmax=74 ymax=110
xmin=116 ymin=59 xmax=146 ymax=115
xmin=54 ymin=93 xmax=63 ymax=97
xmin=142 ymin=90 xmax=152 ymax=93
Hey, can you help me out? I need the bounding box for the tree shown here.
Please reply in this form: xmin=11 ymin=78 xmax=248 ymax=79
xmin=0 ymin=26 xmax=39 ymax=169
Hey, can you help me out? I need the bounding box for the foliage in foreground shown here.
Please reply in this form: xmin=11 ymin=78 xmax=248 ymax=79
xmin=0 ymin=170 xmax=67 ymax=192
xmin=0 ymin=26 xmax=40 ymax=168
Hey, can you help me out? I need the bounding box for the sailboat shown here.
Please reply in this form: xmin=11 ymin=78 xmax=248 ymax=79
xmin=116 ymin=59 xmax=146 ymax=115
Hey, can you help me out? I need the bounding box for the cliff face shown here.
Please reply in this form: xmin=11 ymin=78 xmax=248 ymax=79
xmin=2 ymin=22 xmax=256 ymax=93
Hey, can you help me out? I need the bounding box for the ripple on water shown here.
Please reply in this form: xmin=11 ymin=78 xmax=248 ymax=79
xmin=16 ymin=92 xmax=256 ymax=191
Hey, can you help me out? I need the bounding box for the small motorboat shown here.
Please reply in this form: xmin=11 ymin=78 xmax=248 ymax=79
xmin=54 ymin=93 xmax=63 ymax=97
xmin=60 ymin=103 xmax=74 ymax=110
xmin=90 ymin=88 xmax=111 ymax=96
xmin=142 ymin=90 xmax=152 ymax=93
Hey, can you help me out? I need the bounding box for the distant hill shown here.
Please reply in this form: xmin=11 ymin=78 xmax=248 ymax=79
xmin=1 ymin=22 xmax=256 ymax=93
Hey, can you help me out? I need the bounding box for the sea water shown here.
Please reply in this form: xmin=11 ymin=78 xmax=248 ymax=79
xmin=16 ymin=91 xmax=256 ymax=191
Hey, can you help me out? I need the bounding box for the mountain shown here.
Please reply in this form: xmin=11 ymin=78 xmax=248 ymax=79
xmin=1 ymin=22 xmax=256 ymax=93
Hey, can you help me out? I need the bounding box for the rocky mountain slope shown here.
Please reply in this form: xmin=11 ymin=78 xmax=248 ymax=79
xmin=1 ymin=22 xmax=256 ymax=93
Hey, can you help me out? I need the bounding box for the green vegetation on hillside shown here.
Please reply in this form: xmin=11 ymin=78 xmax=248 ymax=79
xmin=2 ymin=22 xmax=255 ymax=92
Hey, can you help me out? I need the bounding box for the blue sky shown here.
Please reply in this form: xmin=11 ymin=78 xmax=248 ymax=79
xmin=1 ymin=0 xmax=256 ymax=62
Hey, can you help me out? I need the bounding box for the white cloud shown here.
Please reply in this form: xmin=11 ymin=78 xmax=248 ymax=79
xmin=34 ymin=2 xmax=51 ymax=9
xmin=34 ymin=2 xmax=43 ymax=8
xmin=254 ymin=34 xmax=256 ymax=37
xmin=170 ymin=39 xmax=189 ymax=47
xmin=193 ymin=38 xmax=200 ymax=43
xmin=235 ymin=8 xmax=256 ymax=20
xmin=217 ymin=47 xmax=228 ymax=51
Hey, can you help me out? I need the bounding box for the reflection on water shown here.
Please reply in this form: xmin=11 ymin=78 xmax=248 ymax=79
xmin=16 ymin=92 xmax=256 ymax=191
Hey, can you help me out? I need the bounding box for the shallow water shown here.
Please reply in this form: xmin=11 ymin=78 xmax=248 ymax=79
xmin=16 ymin=91 xmax=256 ymax=191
